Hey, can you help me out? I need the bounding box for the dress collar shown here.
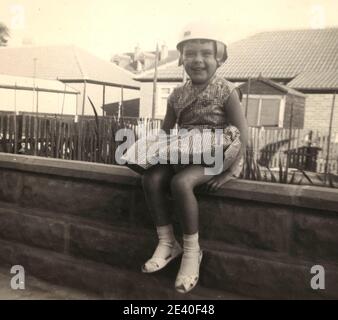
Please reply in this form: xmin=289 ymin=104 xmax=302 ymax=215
xmin=187 ymin=73 xmax=218 ymax=90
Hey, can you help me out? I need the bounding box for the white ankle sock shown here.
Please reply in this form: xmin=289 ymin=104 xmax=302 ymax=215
xmin=151 ymin=224 xmax=177 ymax=259
xmin=178 ymin=232 xmax=201 ymax=275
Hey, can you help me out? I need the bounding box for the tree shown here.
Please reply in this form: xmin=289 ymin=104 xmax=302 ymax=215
xmin=0 ymin=22 xmax=10 ymax=46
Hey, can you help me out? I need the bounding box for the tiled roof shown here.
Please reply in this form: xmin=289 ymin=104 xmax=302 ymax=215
xmin=135 ymin=28 xmax=338 ymax=90
xmin=135 ymin=63 xmax=184 ymax=81
xmin=287 ymin=70 xmax=338 ymax=90
xmin=0 ymin=45 xmax=140 ymax=89
xmin=218 ymin=28 xmax=338 ymax=79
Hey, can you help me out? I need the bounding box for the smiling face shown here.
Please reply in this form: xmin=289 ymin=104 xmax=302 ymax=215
xmin=182 ymin=40 xmax=218 ymax=85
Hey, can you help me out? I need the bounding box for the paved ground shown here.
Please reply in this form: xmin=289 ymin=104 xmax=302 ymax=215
xmin=0 ymin=267 xmax=100 ymax=300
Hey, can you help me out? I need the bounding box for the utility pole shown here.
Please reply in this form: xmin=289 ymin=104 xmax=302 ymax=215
xmin=32 ymin=58 xmax=37 ymax=113
xmin=151 ymin=43 xmax=159 ymax=119
xmin=325 ymin=91 xmax=336 ymax=182
xmin=245 ymin=77 xmax=251 ymax=118
xmin=33 ymin=57 xmax=38 ymax=156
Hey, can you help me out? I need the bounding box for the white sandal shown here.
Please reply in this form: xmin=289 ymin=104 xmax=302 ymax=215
xmin=175 ymin=250 xmax=203 ymax=293
xmin=142 ymin=241 xmax=183 ymax=273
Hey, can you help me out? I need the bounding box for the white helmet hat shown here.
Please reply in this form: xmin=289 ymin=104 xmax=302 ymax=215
xmin=176 ymin=21 xmax=228 ymax=66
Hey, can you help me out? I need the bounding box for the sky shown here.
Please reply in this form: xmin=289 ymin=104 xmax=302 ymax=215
xmin=0 ymin=0 xmax=337 ymax=60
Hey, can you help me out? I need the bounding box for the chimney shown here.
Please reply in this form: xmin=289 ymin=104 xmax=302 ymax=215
xmin=134 ymin=44 xmax=141 ymax=61
xmin=111 ymin=54 xmax=120 ymax=65
xmin=136 ymin=60 xmax=143 ymax=72
xmin=160 ymin=44 xmax=168 ymax=61
xmin=118 ymin=55 xmax=132 ymax=68
xmin=143 ymin=52 xmax=156 ymax=70
xmin=111 ymin=54 xmax=131 ymax=68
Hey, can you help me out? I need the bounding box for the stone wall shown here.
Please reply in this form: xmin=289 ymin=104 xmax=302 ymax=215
xmin=0 ymin=152 xmax=338 ymax=299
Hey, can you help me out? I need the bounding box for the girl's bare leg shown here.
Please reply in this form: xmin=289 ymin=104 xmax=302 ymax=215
xmin=142 ymin=164 xmax=174 ymax=226
xmin=170 ymin=165 xmax=213 ymax=234
xmin=170 ymin=165 xmax=214 ymax=293
xmin=141 ymin=164 xmax=182 ymax=273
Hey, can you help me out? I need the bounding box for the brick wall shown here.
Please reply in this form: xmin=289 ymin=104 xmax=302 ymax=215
xmin=304 ymin=94 xmax=338 ymax=131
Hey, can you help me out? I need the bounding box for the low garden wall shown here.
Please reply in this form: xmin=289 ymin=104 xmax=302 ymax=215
xmin=0 ymin=152 xmax=338 ymax=299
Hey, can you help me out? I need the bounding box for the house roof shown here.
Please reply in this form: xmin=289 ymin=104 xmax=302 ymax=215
xmin=218 ymin=28 xmax=338 ymax=79
xmin=102 ymin=98 xmax=140 ymax=110
xmin=135 ymin=28 xmax=338 ymax=90
xmin=287 ymin=70 xmax=338 ymax=91
xmin=0 ymin=45 xmax=140 ymax=89
xmin=0 ymin=74 xmax=78 ymax=94
xmin=135 ymin=63 xmax=184 ymax=81
xmin=239 ymin=77 xmax=306 ymax=98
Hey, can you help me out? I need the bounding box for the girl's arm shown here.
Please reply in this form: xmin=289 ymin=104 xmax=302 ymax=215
xmin=224 ymin=89 xmax=248 ymax=177
xmin=205 ymin=89 xmax=248 ymax=192
xmin=161 ymin=101 xmax=177 ymax=134
xmin=225 ymin=89 xmax=248 ymax=152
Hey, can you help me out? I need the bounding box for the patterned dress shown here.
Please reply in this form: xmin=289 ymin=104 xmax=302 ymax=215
xmin=121 ymin=75 xmax=243 ymax=176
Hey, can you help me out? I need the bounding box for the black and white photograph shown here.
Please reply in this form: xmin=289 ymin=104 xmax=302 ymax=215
xmin=0 ymin=0 xmax=337 ymax=306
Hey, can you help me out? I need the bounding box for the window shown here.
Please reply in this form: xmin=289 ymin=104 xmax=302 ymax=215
xmin=157 ymin=97 xmax=168 ymax=117
xmin=242 ymin=96 xmax=284 ymax=127
xmin=161 ymin=88 xmax=171 ymax=95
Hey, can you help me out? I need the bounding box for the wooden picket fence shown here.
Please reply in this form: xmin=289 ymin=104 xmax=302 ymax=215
xmin=248 ymin=127 xmax=338 ymax=174
xmin=0 ymin=112 xmax=162 ymax=164
xmin=0 ymin=112 xmax=337 ymax=174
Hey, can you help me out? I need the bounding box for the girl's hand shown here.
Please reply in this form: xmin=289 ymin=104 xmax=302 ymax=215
xmin=204 ymin=171 xmax=236 ymax=192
